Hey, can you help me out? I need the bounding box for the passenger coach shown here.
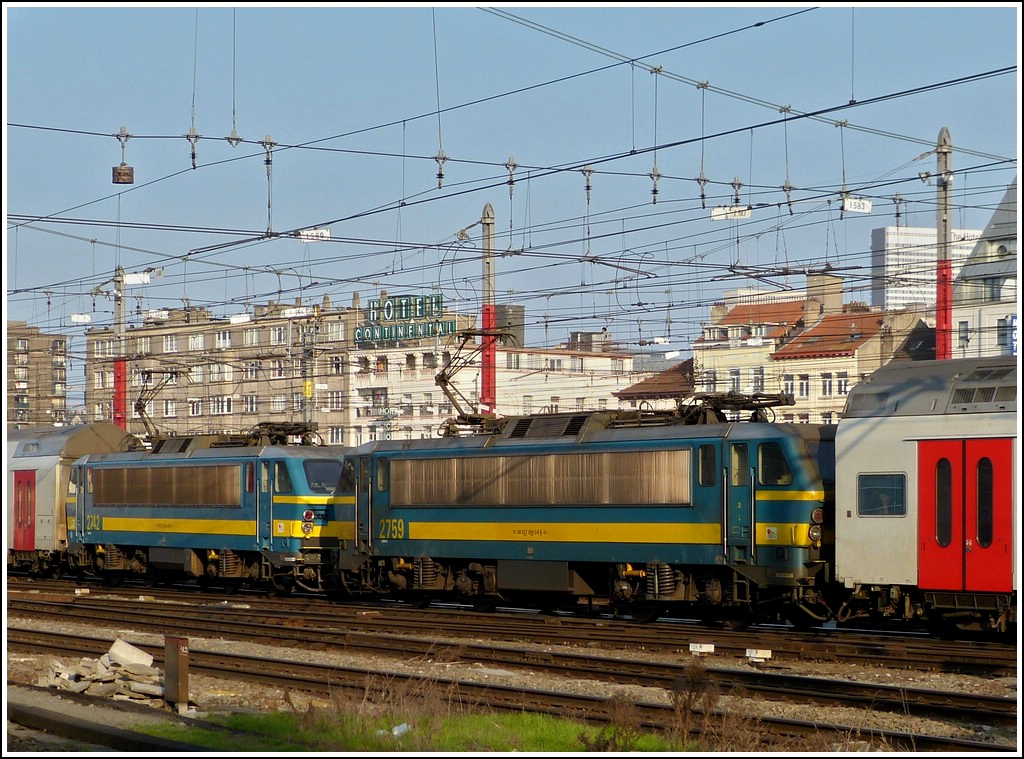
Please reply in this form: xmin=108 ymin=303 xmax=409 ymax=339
xmin=834 ymin=356 xmax=1017 ymax=633
xmin=7 ymin=422 xmax=138 ymax=577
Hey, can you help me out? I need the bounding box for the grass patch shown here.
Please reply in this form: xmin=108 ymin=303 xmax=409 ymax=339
xmin=136 ymin=662 xmax=863 ymax=752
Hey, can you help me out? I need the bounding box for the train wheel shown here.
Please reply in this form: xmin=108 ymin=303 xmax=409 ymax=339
xmin=102 ymin=571 xmax=125 ymax=588
xmin=472 ymin=599 xmax=497 ymax=613
xmin=724 ymin=612 xmax=755 ymax=631
xmin=628 ymin=605 xmax=663 ymax=624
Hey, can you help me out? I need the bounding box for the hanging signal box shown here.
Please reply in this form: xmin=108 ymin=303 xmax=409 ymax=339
xmin=112 ymin=162 xmax=135 ymax=184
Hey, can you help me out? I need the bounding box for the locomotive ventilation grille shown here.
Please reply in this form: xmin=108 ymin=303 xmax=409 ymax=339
xmin=507 ymin=414 xmax=590 ymax=439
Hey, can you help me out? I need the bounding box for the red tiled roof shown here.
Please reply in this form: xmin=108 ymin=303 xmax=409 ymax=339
xmin=771 ymin=311 xmax=884 ymax=360
xmin=718 ymin=300 xmax=807 ymax=326
xmin=614 ymin=358 xmax=694 ymax=400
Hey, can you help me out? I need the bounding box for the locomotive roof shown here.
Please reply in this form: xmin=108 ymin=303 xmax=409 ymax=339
xmin=77 ymin=443 xmax=343 ymax=464
xmin=841 ymin=356 xmax=1016 ymax=418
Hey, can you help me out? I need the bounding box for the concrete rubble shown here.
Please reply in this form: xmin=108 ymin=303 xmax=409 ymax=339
xmin=37 ymin=637 xmax=170 ymax=709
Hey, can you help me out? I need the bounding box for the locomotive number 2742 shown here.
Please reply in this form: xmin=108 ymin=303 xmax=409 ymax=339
xmin=378 ymin=518 xmax=405 ymax=540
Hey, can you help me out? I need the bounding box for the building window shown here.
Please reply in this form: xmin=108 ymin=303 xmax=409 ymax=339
xmin=164 ymin=399 xmax=177 ymax=418
xmin=423 ymin=352 xmax=438 ymax=370
xmin=705 ymin=369 xmax=717 ymax=392
xmin=210 ymin=363 xmax=223 ymax=382
xmin=244 ymin=328 xmax=260 ymax=347
xmin=271 ymin=395 xmax=286 ymax=413
xmin=506 ymin=353 xmax=520 ymax=369
xmin=328 ymin=391 xmax=344 ymax=411
xmin=271 ymin=326 xmax=287 ymax=345
xmin=292 ymin=394 xmax=304 ymax=412
xmin=188 ymin=398 xmax=203 ymax=416
xmin=996 ymin=318 xmax=1011 ymax=347
xmin=330 ymin=356 xmax=345 ymax=375
xmin=405 ymin=353 xmax=416 ymax=371
xmin=523 ymin=395 xmax=533 ymax=414
xmin=329 ymin=426 xmax=345 ymax=444
xmin=750 ymin=366 xmax=764 ymax=392
xmin=163 ymin=334 xmax=178 ymax=353
xmin=375 ymin=356 xmax=388 ymax=373
xmin=575 ymin=397 xmax=585 ymax=411
xmin=245 ymin=361 xmax=261 ymax=380
xmin=136 ymin=336 xmax=151 ymax=354
xmin=958 ymin=321 xmax=970 ymax=348
xmin=211 ymin=396 xmax=233 ymax=415
xmin=215 ymin=330 xmax=232 ymax=349
xmin=729 ymin=369 xmax=741 ymax=392
xmin=189 ymin=334 xmax=205 ymax=351
xmin=244 ymin=395 xmax=259 ymax=414
xmin=612 ymin=359 xmax=624 ymax=374
xmin=837 ymin=372 xmax=849 ymax=395
xmin=94 ymin=372 xmax=106 ymax=390
xmin=798 ymin=374 xmax=809 ymax=398
xmin=548 ymin=358 xmax=564 ymax=372
xmin=820 ymin=372 xmax=833 ymax=397
xmin=189 ymin=365 xmax=204 ymax=384
xmin=570 ymin=356 xmax=584 ymax=373
xmin=550 ymin=396 xmax=560 ymax=413
xmin=271 ymin=359 xmax=285 ymax=379
xmin=783 ymin=374 xmax=794 ymax=396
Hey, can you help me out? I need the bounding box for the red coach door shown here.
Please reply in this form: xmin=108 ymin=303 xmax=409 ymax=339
xmin=918 ymin=438 xmax=1014 ymax=593
xmin=14 ymin=471 xmax=36 ymax=552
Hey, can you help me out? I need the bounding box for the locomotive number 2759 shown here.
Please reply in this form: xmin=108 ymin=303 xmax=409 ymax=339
xmin=378 ymin=518 xmax=405 ymax=540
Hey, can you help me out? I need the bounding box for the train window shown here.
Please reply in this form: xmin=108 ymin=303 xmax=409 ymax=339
xmin=274 ymin=462 xmax=293 ymax=494
xmin=730 ymin=443 xmax=748 ymax=486
xmin=976 ymin=458 xmax=993 ymax=548
xmin=935 ymin=460 xmax=952 ymax=547
xmin=857 ymin=474 xmax=905 ymax=517
xmin=86 ymin=468 xmax=93 ymax=493
xmin=698 ymin=445 xmax=716 ymax=487
xmin=376 ymin=458 xmax=389 ymax=492
xmin=757 ymin=443 xmax=793 ymax=486
xmin=261 ymin=462 xmax=270 ymax=493
xmin=245 ymin=463 xmax=254 ymax=494
xmin=305 ymin=460 xmax=344 ymax=495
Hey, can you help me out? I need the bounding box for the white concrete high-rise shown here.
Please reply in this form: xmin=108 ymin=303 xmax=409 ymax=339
xmin=870 ymin=226 xmax=981 ymax=311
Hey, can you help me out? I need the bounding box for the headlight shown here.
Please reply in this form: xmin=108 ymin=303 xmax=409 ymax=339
xmin=302 ymin=509 xmax=315 ymax=521
xmin=810 ymin=507 xmax=824 ymax=524
xmin=808 ymin=524 xmax=822 ymax=541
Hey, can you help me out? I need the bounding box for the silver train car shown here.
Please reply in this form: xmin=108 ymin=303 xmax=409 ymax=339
xmin=834 ymin=356 xmax=1017 ymax=633
xmin=7 ymin=423 xmax=140 ymax=577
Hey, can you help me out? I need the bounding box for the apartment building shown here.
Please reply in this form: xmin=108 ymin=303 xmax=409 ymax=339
xmin=6 ymin=321 xmax=69 ymax=428
xmin=82 ymin=292 xmax=645 ymax=444
xmin=951 ymin=176 xmax=1017 ymax=358
xmin=692 ymin=274 xmax=931 ymax=422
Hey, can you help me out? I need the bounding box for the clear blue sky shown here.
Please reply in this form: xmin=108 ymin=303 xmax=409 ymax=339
xmin=5 ymin=4 xmax=1020 ymax=378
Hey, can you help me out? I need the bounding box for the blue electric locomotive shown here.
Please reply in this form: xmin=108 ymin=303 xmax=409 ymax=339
xmin=344 ymin=394 xmax=835 ymax=625
xmin=66 ymin=424 xmax=356 ymax=593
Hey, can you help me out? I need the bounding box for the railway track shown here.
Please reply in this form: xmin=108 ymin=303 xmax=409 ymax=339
xmin=6 ymin=627 xmax=1016 ymax=753
xmin=7 ymin=579 xmax=1017 ymax=676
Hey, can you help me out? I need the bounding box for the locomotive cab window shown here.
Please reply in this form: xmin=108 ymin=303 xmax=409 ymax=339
xmin=376 ymin=458 xmax=389 ymax=492
xmin=305 ymin=459 xmax=345 ymax=495
xmin=857 ymin=474 xmax=906 ymax=516
xmin=757 ymin=443 xmax=793 ymax=486
xmin=274 ymin=462 xmax=293 ymax=494
xmin=338 ymin=458 xmax=356 ymax=493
